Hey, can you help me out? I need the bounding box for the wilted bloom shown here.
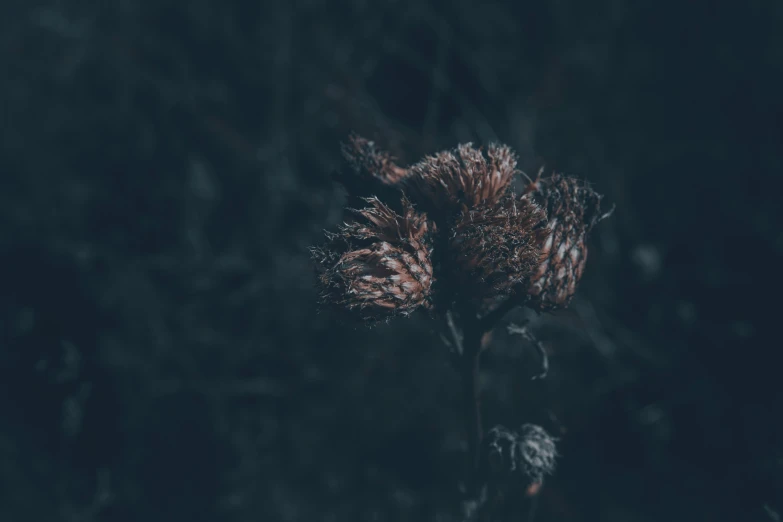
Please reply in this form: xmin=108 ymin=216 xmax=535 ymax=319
xmin=484 ymin=424 xmax=557 ymax=485
xmin=524 ymin=173 xmax=612 ymax=311
xmin=337 ymin=134 xmax=411 ymax=195
xmin=406 ymin=143 xmax=519 ymax=216
xmin=449 ymin=194 xmax=548 ymax=300
xmin=486 ymin=425 xmax=519 ymax=475
xmin=311 ymin=196 xmax=434 ymax=322
xmin=517 ymin=423 xmax=558 ymax=484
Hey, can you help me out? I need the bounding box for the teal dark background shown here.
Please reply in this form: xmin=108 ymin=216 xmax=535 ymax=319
xmin=1 ymin=0 xmax=781 ymax=520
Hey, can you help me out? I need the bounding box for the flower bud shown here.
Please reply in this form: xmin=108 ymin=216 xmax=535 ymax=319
xmin=337 ymin=134 xmax=410 ymax=196
xmin=311 ymin=196 xmax=434 ymax=322
xmin=406 ymin=143 xmax=519 ymax=216
xmin=486 ymin=425 xmax=519 ymax=475
xmin=449 ymin=194 xmax=548 ymax=300
xmin=524 ymin=174 xmax=611 ymax=311
xmin=484 ymin=424 xmax=558 ymax=485
xmin=517 ymin=423 xmax=558 ymax=484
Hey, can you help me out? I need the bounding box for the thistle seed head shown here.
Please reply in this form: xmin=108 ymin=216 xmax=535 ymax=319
xmin=405 ymin=143 xmax=519 ymax=217
xmin=449 ymin=194 xmax=548 ymax=300
xmin=524 ymin=173 xmax=612 ymax=311
xmin=517 ymin=423 xmax=558 ymax=484
xmin=337 ymin=134 xmax=410 ymax=193
xmin=310 ymin=196 xmax=434 ymax=323
xmin=485 ymin=424 xmax=558 ymax=485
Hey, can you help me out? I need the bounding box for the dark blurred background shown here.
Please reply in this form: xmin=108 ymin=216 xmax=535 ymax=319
xmin=1 ymin=0 xmax=782 ymax=520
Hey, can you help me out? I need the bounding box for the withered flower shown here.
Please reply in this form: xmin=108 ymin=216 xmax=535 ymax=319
xmin=484 ymin=423 xmax=557 ymax=485
xmin=406 ymin=143 xmax=519 ymax=216
xmin=486 ymin=425 xmax=519 ymax=475
xmin=524 ymin=173 xmax=612 ymax=311
xmin=336 ymin=134 xmax=411 ymax=196
xmin=449 ymin=194 xmax=548 ymax=300
xmin=517 ymin=424 xmax=558 ymax=484
xmin=311 ymin=196 xmax=434 ymax=322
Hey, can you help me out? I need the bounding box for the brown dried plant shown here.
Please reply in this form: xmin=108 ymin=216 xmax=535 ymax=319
xmin=311 ymin=135 xmax=612 ymax=520
xmin=340 ymin=134 xmax=411 ymax=186
xmin=311 ymin=196 xmax=434 ymax=323
xmin=405 ymin=143 xmax=520 ymax=216
xmin=449 ymin=194 xmax=548 ymax=300
xmin=524 ymin=172 xmax=614 ymax=311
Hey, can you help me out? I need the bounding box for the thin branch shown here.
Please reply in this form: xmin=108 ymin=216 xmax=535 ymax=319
xmin=508 ymin=322 xmax=549 ymax=380
xmin=463 ymin=339 xmax=483 ymax=470
xmin=447 ymin=310 xmax=465 ymax=356
xmin=526 ymin=494 xmax=539 ymax=522
xmin=764 ymin=504 xmax=781 ymax=521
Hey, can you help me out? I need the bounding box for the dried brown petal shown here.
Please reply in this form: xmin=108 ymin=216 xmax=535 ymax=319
xmin=339 ymin=134 xmax=410 ymax=188
xmin=405 ymin=143 xmax=519 ymax=216
xmin=311 ymin=196 xmax=434 ymax=322
xmin=343 ymin=195 xmax=431 ymax=244
xmin=449 ymin=194 xmax=548 ymax=300
xmin=524 ymin=174 xmax=612 ymax=311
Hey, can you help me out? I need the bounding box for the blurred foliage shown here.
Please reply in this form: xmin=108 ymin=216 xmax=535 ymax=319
xmin=1 ymin=0 xmax=782 ymax=520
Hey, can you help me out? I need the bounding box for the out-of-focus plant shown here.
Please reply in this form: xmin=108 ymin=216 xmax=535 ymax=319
xmin=311 ymin=134 xmax=613 ymax=520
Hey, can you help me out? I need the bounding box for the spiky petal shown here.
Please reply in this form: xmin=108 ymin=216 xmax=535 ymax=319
xmin=449 ymin=194 xmax=548 ymax=300
xmin=311 ymin=196 xmax=434 ymax=322
xmin=337 ymin=134 xmax=410 ymax=194
xmin=405 ymin=143 xmax=519 ymax=216
xmin=524 ymin=174 xmax=612 ymax=311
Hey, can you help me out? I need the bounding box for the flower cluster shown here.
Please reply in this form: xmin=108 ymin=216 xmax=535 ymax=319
xmin=311 ymin=136 xmax=611 ymax=323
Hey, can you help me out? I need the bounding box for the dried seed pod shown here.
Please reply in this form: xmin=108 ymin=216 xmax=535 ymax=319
xmin=517 ymin=423 xmax=558 ymax=484
xmin=406 ymin=143 xmax=519 ymax=216
xmin=484 ymin=424 xmax=558 ymax=485
xmin=486 ymin=425 xmax=520 ymax=475
xmin=310 ymin=196 xmax=434 ymax=322
xmin=449 ymin=194 xmax=548 ymax=300
xmin=336 ymin=134 xmax=411 ymax=197
xmin=524 ymin=174 xmax=612 ymax=311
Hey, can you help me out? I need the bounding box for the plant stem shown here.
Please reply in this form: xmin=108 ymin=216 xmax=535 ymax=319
xmin=461 ymin=326 xmax=483 ymax=472
xmin=450 ymin=293 xmax=528 ymax=516
xmin=457 ymin=311 xmax=496 ymax=485
xmin=479 ymin=292 xmax=528 ymax=332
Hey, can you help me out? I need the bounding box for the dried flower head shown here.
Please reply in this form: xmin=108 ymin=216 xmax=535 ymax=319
xmin=311 ymin=196 xmax=434 ymax=322
xmin=484 ymin=424 xmax=557 ymax=485
xmin=406 ymin=143 xmax=519 ymax=216
xmin=524 ymin=173 xmax=612 ymax=311
xmin=517 ymin=423 xmax=558 ymax=484
xmin=449 ymin=194 xmax=548 ymax=300
xmin=338 ymin=134 xmax=410 ymax=192
xmin=486 ymin=425 xmax=519 ymax=475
